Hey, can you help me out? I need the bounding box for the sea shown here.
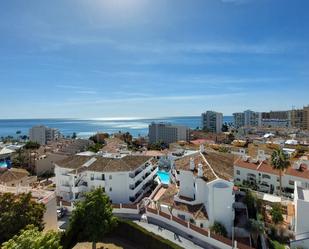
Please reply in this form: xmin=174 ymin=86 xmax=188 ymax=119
xmin=0 ymin=116 xmax=233 ymax=139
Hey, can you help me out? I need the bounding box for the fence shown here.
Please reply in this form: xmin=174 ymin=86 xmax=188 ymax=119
xmin=112 ymin=204 xmax=254 ymax=249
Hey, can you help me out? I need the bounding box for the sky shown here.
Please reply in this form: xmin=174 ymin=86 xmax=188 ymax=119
xmin=0 ymin=0 xmax=308 ymax=119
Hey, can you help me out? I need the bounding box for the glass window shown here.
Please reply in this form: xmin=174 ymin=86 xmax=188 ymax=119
xmin=236 ymin=170 xmax=240 ymax=175
xmin=109 ymin=175 xmax=112 ymax=180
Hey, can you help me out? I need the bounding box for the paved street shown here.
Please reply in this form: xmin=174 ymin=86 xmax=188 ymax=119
xmin=134 ymin=221 xmax=204 ymax=249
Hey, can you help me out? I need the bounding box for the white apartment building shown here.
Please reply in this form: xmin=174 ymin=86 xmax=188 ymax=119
xmin=170 ymin=147 xmax=235 ymax=235
xmin=54 ymin=154 xmax=158 ymax=204
xmin=29 ymin=125 xmax=61 ymax=145
xmin=201 ymin=111 xmax=223 ymax=133
xmin=290 ymin=183 xmax=309 ymax=249
xmin=148 ymin=123 xmax=189 ymax=145
xmin=233 ymin=110 xmax=261 ymax=128
xmin=234 ymin=150 xmax=309 ymax=195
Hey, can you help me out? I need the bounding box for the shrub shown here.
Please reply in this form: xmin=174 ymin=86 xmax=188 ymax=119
xmin=210 ymin=221 xmax=228 ymax=237
xmin=270 ymin=204 xmax=284 ymax=224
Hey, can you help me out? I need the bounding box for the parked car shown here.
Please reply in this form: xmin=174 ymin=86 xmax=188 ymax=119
xmin=57 ymin=207 xmax=67 ymax=219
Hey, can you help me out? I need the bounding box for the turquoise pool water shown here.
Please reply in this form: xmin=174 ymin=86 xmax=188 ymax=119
xmin=0 ymin=161 xmax=8 ymax=168
xmin=157 ymin=171 xmax=170 ymax=185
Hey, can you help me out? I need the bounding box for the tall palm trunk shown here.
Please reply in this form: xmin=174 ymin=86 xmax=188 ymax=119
xmin=279 ymin=170 xmax=282 ymax=196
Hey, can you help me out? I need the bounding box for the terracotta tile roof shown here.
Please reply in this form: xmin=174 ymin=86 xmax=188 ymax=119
xmin=56 ymin=155 xmax=153 ymax=173
xmin=175 ymin=152 xmax=216 ymax=182
xmin=89 ymin=156 xmax=152 ymax=172
xmin=203 ymin=151 xmax=234 ymax=181
xmin=55 ymin=156 xmax=90 ymax=169
xmin=0 ymin=168 xmax=29 ymax=183
xmin=158 ymin=184 xmax=208 ymax=220
xmin=234 ymin=158 xmax=280 ymax=176
xmin=286 ymin=164 xmax=309 ymax=180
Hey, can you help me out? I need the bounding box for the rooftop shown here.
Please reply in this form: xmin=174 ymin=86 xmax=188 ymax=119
xmin=234 ymin=158 xmax=280 ymax=176
xmin=203 ymin=151 xmax=234 ymax=181
xmin=158 ymin=184 xmax=208 ymax=220
xmin=56 ymin=155 xmax=153 ymax=173
xmin=0 ymin=168 xmax=29 ymax=183
xmin=174 ymin=152 xmax=217 ymax=182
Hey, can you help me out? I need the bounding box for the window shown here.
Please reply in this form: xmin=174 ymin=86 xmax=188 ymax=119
xmin=90 ymin=174 xmax=94 ymax=181
xmin=289 ymin=180 xmax=294 ymax=186
xmin=277 ymin=177 xmax=279 ymax=182
xmin=109 ymin=187 xmax=112 ymax=192
xmin=102 ymin=174 xmax=105 ymax=180
xmin=200 ymin=223 xmax=204 ymax=228
xmin=262 ymin=174 xmax=271 ymax=179
xmin=109 ymin=175 xmax=112 ymax=180
xmin=236 ymin=170 xmax=240 ymax=175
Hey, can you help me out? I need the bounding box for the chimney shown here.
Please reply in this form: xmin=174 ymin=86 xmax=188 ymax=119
xmin=257 ymin=150 xmax=266 ymax=162
xmin=190 ymin=157 xmax=195 ymax=171
xmin=198 ymin=163 xmax=203 ymax=177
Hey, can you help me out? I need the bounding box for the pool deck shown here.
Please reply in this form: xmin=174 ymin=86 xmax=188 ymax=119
xmin=152 ymin=187 xmax=167 ymax=202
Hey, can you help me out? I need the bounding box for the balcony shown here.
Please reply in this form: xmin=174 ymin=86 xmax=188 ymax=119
xmin=59 ymin=185 xmax=71 ymax=193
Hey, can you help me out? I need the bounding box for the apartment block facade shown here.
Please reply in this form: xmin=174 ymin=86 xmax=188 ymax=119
xmin=233 ymin=110 xmax=261 ymax=128
xmin=55 ymin=155 xmax=158 ymax=204
xmin=291 ymin=106 xmax=309 ymax=130
xmin=148 ymin=123 xmax=189 ymax=144
xmin=201 ymin=111 xmax=223 ymax=133
xmin=29 ymin=125 xmax=61 ymax=145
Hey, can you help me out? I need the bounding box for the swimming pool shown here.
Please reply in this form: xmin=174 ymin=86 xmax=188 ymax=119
xmin=157 ymin=171 xmax=170 ymax=185
xmin=0 ymin=161 xmax=8 ymax=168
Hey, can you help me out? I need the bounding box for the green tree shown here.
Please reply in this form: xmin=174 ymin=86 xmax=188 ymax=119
xmin=72 ymin=132 xmax=77 ymax=139
xmin=0 ymin=193 xmax=45 ymax=243
xmin=64 ymin=188 xmax=117 ymax=249
xmin=2 ymin=225 xmax=62 ymax=249
xmin=270 ymin=204 xmax=284 ymax=224
xmin=222 ymin=123 xmax=229 ymax=132
xmin=24 ymin=141 xmax=40 ymax=150
xmin=24 ymin=141 xmax=40 ymax=173
xmin=210 ymin=221 xmax=228 ymax=237
xmin=246 ymin=218 xmax=264 ymax=248
xmin=87 ymin=143 xmax=103 ymax=153
xmin=271 ymin=149 xmax=290 ymax=196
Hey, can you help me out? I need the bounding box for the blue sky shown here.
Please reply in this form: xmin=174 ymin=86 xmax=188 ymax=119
xmin=0 ymin=0 xmax=308 ymax=118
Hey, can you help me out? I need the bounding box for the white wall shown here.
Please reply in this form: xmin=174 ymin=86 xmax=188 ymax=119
xmin=208 ymin=179 xmax=234 ymax=236
xmin=178 ymin=170 xmax=195 ymax=199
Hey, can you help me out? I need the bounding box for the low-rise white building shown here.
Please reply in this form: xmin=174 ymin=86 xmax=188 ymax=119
xmin=290 ymin=183 xmax=309 ymax=249
xmin=234 ymin=150 xmax=309 ymax=195
xmin=54 ymin=154 xmax=158 ymax=204
xmin=167 ymin=147 xmax=235 ymax=236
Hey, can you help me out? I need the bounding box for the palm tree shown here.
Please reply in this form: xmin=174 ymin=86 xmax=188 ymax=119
xmin=246 ymin=219 xmax=264 ymax=248
xmin=271 ymin=149 xmax=289 ymax=196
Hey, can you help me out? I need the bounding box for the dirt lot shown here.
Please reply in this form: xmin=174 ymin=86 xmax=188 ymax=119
xmin=73 ymin=237 xmax=140 ymax=249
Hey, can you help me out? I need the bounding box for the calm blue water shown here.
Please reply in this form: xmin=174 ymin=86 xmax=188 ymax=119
xmin=157 ymin=171 xmax=171 ymax=185
xmin=0 ymin=116 xmax=233 ymax=138
xmin=0 ymin=161 xmax=8 ymax=168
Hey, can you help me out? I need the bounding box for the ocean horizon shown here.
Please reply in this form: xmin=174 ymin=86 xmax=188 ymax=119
xmin=0 ymin=116 xmax=233 ymax=138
